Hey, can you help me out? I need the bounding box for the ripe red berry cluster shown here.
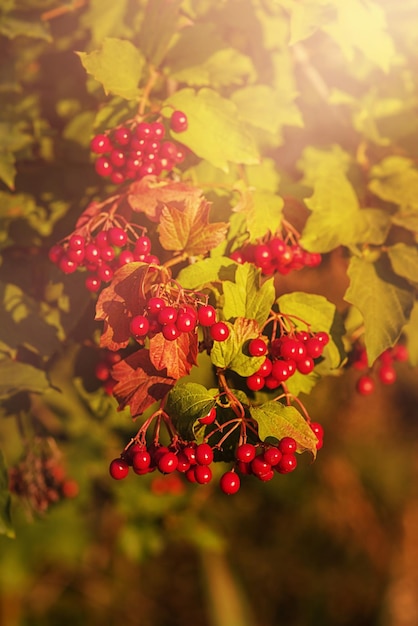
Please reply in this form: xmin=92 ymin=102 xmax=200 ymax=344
xmin=49 ymin=226 xmax=159 ymax=292
xmin=109 ymin=406 xmax=324 ymax=495
xmin=130 ymin=301 xmax=230 ymax=343
xmin=246 ymin=331 xmax=329 ymax=392
xmin=94 ymin=350 xmax=122 ymax=395
xmin=90 ymin=110 xmax=188 ymax=185
xmin=8 ymin=442 xmax=79 ymax=513
xmin=354 ymin=343 xmax=409 ymax=396
xmin=230 ymin=235 xmax=322 ymax=276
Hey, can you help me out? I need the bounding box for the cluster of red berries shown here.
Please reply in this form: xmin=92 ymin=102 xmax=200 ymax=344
xmin=90 ymin=110 xmax=188 ymax=185
xmin=94 ymin=350 xmax=121 ymax=395
xmin=109 ymin=407 xmax=324 ymax=495
xmin=230 ymin=236 xmax=322 ymax=276
xmin=245 ymin=331 xmax=329 ymax=392
xmin=49 ymin=226 xmax=159 ymax=292
xmin=130 ymin=300 xmax=230 ymax=343
xmin=8 ymin=441 xmax=79 ymax=513
xmin=354 ymin=343 xmax=409 ymax=396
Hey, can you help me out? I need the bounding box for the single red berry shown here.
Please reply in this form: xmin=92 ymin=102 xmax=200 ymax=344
xmin=130 ymin=315 xmax=149 ymax=337
xmin=176 ymin=452 xmax=191 ymax=473
xmin=279 ymin=437 xmax=297 ymax=454
xmin=246 ymin=373 xmax=265 ymax=391
xmin=95 ymin=361 xmax=110 ymax=381
xmin=185 ymin=467 xmax=197 ymax=483
xmin=113 ymin=126 xmax=131 ymax=146
xmin=230 ymin=249 xmax=245 ymax=263
xmin=48 ymin=244 xmax=63 ymax=264
xmin=100 ymin=245 xmax=116 ymax=263
xmin=198 ymin=304 xmax=216 ymax=326
xmin=170 ymin=110 xmax=188 ymax=133
xmin=84 ymin=243 xmax=100 ymax=263
xmin=199 ymin=406 xmax=217 ymax=425
xmin=132 ymin=450 xmax=151 ymax=472
xmin=135 ymin=122 xmax=152 ymax=140
xmin=264 ymin=375 xmax=281 ymax=390
xmin=316 ymin=331 xmax=329 ymax=345
xmin=235 ymin=443 xmax=257 ymax=463
xmin=276 ymin=453 xmax=297 ymax=474
xmin=183 ymin=444 xmax=197 ymax=465
xmin=258 ymin=469 xmax=275 ymax=482
xmin=151 ymin=121 xmax=165 ymax=140
xmin=58 ymin=256 xmax=77 ymax=274
xmin=310 ymin=422 xmax=324 ymax=450
xmin=134 ymin=236 xmax=152 ymax=257
xmin=195 ymin=443 xmax=214 ymax=466
xmin=251 ymin=455 xmax=271 ymax=478
xmin=107 ymin=226 xmax=128 ymax=247
xmin=90 ymin=134 xmax=111 ymax=154
xmin=263 ymin=446 xmax=282 ymax=466
xmin=118 ymin=250 xmax=135 ymax=266
xmin=256 ymin=358 xmax=273 ymax=378
xmin=271 ymin=359 xmax=292 ymax=382
xmin=109 ymin=458 xmax=129 ymax=480
xmin=194 ymin=465 xmax=212 ymax=484
xmin=297 ymin=357 xmax=315 ymax=374
xmin=158 ymin=451 xmax=178 ymax=474
xmin=378 ymin=364 xmax=397 ymax=385
xmin=95 ymin=156 xmax=113 ymax=177
xmin=176 ymin=310 xmax=197 ymax=333
xmin=68 ymin=234 xmax=85 ymax=251
xmin=158 ymin=306 xmax=178 ymax=325
xmin=248 ymin=337 xmax=268 ymax=357
xmin=356 ymin=374 xmax=375 ymax=395
xmin=254 ymin=244 xmax=272 ymax=268
xmin=268 ymin=237 xmax=286 ymax=258
xmin=220 ymin=471 xmax=241 ymax=495
xmin=85 ymin=275 xmax=101 ymax=292
xmin=392 ymin=344 xmax=408 ymax=362
xmin=95 ymin=231 xmax=109 ymax=248
xmin=210 ymin=321 xmax=229 ymax=342
xmin=305 ymin=337 xmax=324 ymax=359
xmin=147 ymin=297 xmax=166 ymax=315
xmin=162 ymin=323 xmax=181 ymax=341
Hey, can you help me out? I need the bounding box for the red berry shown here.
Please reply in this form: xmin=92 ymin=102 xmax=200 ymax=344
xmin=248 ymin=337 xmax=268 ymax=357
xmin=162 ymin=323 xmax=181 ymax=341
xmin=251 ymin=455 xmax=271 ymax=478
xmin=210 ymin=321 xmax=229 ymax=342
xmin=118 ymin=250 xmax=135 ymax=266
xmin=392 ymin=344 xmax=408 ymax=362
xmin=271 ymin=359 xmax=292 ymax=382
xmin=109 ymin=458 xmax=129 ymax=480
xmin=378 ymin=364 xmax=397 ymax=385
xmin=176 ymin=310 xmax=197 ymax=333
xmin=132 ymin=450 xmax=151 ymax=472
xmin=195 ymin=443 xmax=214 ymax=466
xmin=198 ymin=304 xmax=216 ymax=326
xmin=95 ymin=156 xmax=113 ymax=177
xmin=170 ymin=110 xmax=188 ymax=133
xmin=246 ymin=373 xmax=265 ymax=391
xmin=356 ymin=374 xmax=375 ymax=395
xmin=158 ymin=451 xmax=178 ymax=474
xmin=147 ymin=297 xmax=166 ymax=315
xmin=254 ymin=244 xmax=272 ymax=268
xmin=199 ymin=406 xmax=217 ymax=425
xmin=151 ymin=121 xmax=165 ymax=140
xmin=85 ymin=275 xmax=101 ymax=292
xmin=95 ymin=361 xmax=110 ymax=381
xmin=194 ymin=465 xmax=212 ymax=484
xmin=279 ymin=437 xmax=297 ymax=454
xmin=220 ymin=471 xmax=241 ymax=495
xmin=68 ymin=234 xmax=85 ymax=250
xmin=130 ymin=315 xmax=149 ymax=337
xmin=90 ymin=134 xmax=111 ymax=154
xmin=236 ymin=443 xmax=257 ymax=463
xmin=297 ymin=356 xmax=315 ymax=374
xmin=158 ymin=306 xmax=178 ymax=325
xmin=107 ymin=226 xmax=128 ymax=247
xmin=134 ymin=236 xmax=152 ymax=257
xmin=316 ymin=331 xmax=329 ymax=345
xmin=256 ymin=358 xmax=273 ymax=378
xmin=135 ymin=122 xmax=152 ymax=140
xmin=305 ymin=337 xmax=324 ymax=359
xmin=263 ymin=446 xmax=282 ymax=466
xmin=113 ymin=126 xmax=131 ymax=146
xmin=276 ymin=453 xmax=297 ymax=474
xmin=84 ymin=243 xmax=100 ymax=263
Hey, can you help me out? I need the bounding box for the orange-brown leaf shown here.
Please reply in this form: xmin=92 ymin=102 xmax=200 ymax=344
xmin=127 ymin=177 xmax=203 ymax=222
xmin=112 ymin=349 xmax=175 ymax=418
xmin=149 ymin=331 xmax=198 ymax=379
xmin=158 ymin=196 xmax=228 ymax=256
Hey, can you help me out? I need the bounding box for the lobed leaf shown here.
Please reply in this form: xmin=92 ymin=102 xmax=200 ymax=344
xmin=250 ymin=402 xmax=318 ymax=456
xmin=344 ymin=256 xmax=414 ymax=365
xmin=387 ymin=243 xmax=418 ymax=286
xmin=112 ymin=349 xmax=175 ymax=418
xmin=149 ymin=331 xmax=198 ymax=380
xmin=222 ymin=263 xmax=275 ymax=326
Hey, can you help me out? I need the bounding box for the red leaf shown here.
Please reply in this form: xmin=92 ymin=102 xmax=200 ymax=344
xmin=149 ymin=331 xmax=198 ymax=379
xmin=127 ymin=177 xmax=204 ymax=222
xmin=95 ymin=262 xmax=170 ymax=350
xmin=158 ymin=196 xmax=228 ymax=256
xmin=112 ymin=349 xmax=175 ymax=418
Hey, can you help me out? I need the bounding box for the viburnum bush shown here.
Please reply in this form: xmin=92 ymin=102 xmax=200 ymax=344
xmin=1 ymin=0 xmax=418 ymax=538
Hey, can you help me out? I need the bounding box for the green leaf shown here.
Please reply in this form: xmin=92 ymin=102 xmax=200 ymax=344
xmin=222 ymin=263 xmax=275 ymax=326
xmin=231 ymin=85 xmax=302 ymax=135
xmin=0 ymin=14 xmax=52 ymax=41
xmin=250 ymin=402 xmax=318 ymax=456
xmin=210 ymin=318 xmax=265 ymax=377
xmin=80 ymin=0 xmax=131 ymax=46
xmin=297 ymin=145 xmax=352 ymax=187
xmin=301 ymin=173 xmax=390 ymax=252
xmin=387 ymin=244 xmax=418 ymax=285
xmin=78 ymin=38 xmax=145 ymax=100
xmin=0 ymin=151 xmax=16 ymax=189
xmin=344 ymin=256 xmax=415 ymax=365
xmin=0 ymin=451 xmax=14 ymax=538
xmin=177 ymin=257 xmax=237 ymax=291
xmin=245 ymin=158 xmax=280 ymax=193
xmin=165 ymin=382 xmax=216 ymax=440
xmin=138 ymin=0 xmax=182 ymax=67
xmin=0 ymin=282 xmax=61 ymax=357
xmin=0 ymin=357 xmax=50 ymax=399
xmin=323 ymin=0 xmax=396 ymax=73
xmin=233 ymin=184 xmax=284 ymax=241
xmin=163 ymin=88 xmax=259 ymax=172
